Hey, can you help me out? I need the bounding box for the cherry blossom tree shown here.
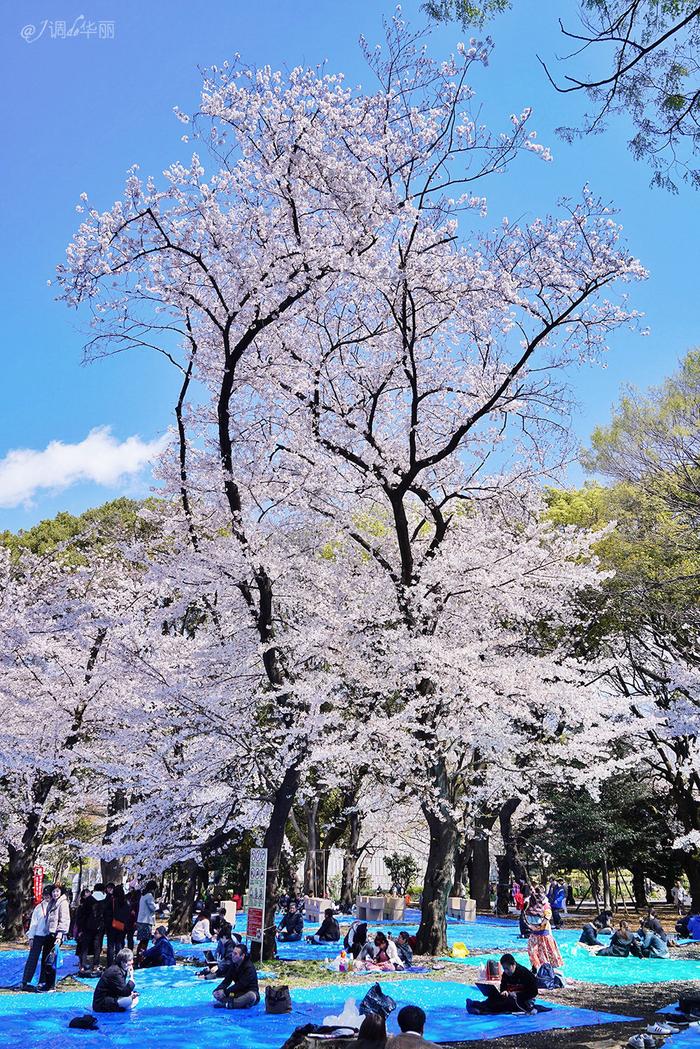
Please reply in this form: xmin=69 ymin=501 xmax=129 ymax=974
xmin=57 ymin=15 xmax=646 ymax=954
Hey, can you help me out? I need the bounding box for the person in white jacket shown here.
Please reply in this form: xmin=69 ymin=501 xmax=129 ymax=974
xmin=38 ymin=884 xmax=71 ymax=991
xmin=21 ymin=885 xmax=52 ymax=988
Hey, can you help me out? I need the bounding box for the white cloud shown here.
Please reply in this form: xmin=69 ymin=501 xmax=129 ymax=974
xmin=0 ymin=427 xmax=167 ymax=509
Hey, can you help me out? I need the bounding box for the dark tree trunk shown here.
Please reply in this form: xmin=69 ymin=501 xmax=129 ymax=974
xmin=169 ymin=860 xmax=200 ymax=935
xmin=451 ymin=839 xmax=471 ymax=897
xmin=470 ymin=832 xmax=492 ymax=910
xmin=470 ymin=814 xmax=497 ymax=911
xmin=682 ymin=853 xmax=700 ymax=910
xmin=496 ymin=798 xmax=527 ymax=915
xmin=260 ymin=765 xmax=302 ymax=962
xmin=5 ymin=841 xmax=38 ymax=940
xmin=601 ymin=858 xmax=613 ymax=911
xmin=630 ymin=864 xmax=648 ymax=908
xmin=100 ymin=790 xmax=128 ymax=885
xmin=415 ymin=804 xmax=457 ymax=955
xmin=303 ymin=799 xmax=321 ymax=897
xmin=341 ymin=810 xmax=362 ymax=911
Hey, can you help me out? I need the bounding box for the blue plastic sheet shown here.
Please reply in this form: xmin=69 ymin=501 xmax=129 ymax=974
xmin=0 ymin=946 xmax=80 ymax=988
xmin=449 ymin=943 xmax=700 ymax=986
xmin=0 ymin=972 xmax=635 ymax=1049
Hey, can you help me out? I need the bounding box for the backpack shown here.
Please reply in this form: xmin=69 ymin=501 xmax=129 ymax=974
xmin=359 ymin=982 xmax=397 ymax=1019
xmin=68 ymin=1015 xmax=99 ymax=1030
xmin=265 ymin=984 xmax=292 ymax=1014
xmin=679 ymin=996 xmax=700 ymax=1016
xmin=486 ymin=960 xmax=502 ymax=980
xmin=536 ymin=963 xmax=564 ymax=989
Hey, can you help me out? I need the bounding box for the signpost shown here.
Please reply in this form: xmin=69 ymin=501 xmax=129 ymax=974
xmin=246 ymin=847 xmax=268 ymax=949
xmin=32 ymin=865 xmax=44 ymax=904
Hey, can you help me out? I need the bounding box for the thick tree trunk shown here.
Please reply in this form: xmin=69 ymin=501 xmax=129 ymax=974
xmin=168 ymin=860 xmax=200 ymax=935
xmin=496 ymin=798 xmax=527 ymax=915
xmin=470 ymin=814 xmax=497 ymax=911
xmin=5 ymin=842 xmax=38 ymax=940
xmin=630 ymin=864 xmax=648 ymax=908
xmin=100 ymin=790 xmax=128 ymax=885
xmin=340 ymin=810 xmax=362 ymax=912
xmin=303 ymin=799 xmax=320 ymax=897
xmin=682 ymin=853 xmax=700 ymax=910
xmin=260 ymin=765 xmax=302 ymax=962
xmin=415 ymin=805 xmax=457 ymax=955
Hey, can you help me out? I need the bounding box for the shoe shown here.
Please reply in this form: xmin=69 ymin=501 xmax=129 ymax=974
xmin=647 ymin=1025 xmax=679 ymax=1036
xmin=642 ymin=1035 xmax=656 ymax=1047
xmin=628 ymin=1036 xmax=646 ymax=1049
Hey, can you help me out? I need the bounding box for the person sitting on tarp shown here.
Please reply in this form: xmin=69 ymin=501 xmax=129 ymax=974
xmin=277 ymin=902 xmax=304 ymax=942
xmin=579 ymin=919 xmax=607 ymax=947
xmin=596 ymin=920 xmax=642 ymax=957
xmin=679 ymin=910 xmax=700 ymax=940
xmin=594 ymin=909 xmax=614 ymax=934
xmin=638 ymin=909 xmax=667 ymax=942
xmin=639 ymin=920 xmax=670 ymax=959
xmin=466 ymin=953 xmax=539 ymax=1015
xmin=307 ymin=908 xmax=340 ymax=944
xmin=212 ymin=942 xmax=260 ymax=1009
xmin=142 ymin=926 xmax=176 ymax=967
xmin=396 ymin=931 xmax=414 ymax=968
xmin=344 ymin=919 xmax=368 ymax=958
xmin=92 ymin=948 xmax=139 ymax=1012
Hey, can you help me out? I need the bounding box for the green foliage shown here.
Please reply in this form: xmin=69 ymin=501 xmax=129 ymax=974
xmin=531 ymin=778 xmax=679 ymax=872
xmin=0 ymin=497 xmax=159 ymax=566
xmin=384 ymin=852 xmax=420 ymax=895
xmin=422 ymin=0 xmax=511 ymax=27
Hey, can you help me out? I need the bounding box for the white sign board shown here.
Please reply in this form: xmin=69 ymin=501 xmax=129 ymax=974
xmin=246 ymin=847 xmax=268 ymax=944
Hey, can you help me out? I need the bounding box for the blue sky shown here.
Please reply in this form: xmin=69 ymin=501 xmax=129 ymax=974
xmin=0 ymin=0 xmax=698 ymax=530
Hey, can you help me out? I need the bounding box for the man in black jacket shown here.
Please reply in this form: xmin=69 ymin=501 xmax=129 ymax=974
xmin=212 ymin=943 xmax=260 ymax=1009
xmin=92 ymin=948 xmax=139 ymax=1012
xmin=277 ymin=903 xmax=304 ymax=942
xmin=467 ymin=954 xmax=539 ymax=1014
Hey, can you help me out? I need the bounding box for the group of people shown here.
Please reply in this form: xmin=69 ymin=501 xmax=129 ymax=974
xmin=20 ymin=879 xmax=173 ymax=993
xmin=580 ymin=908 xmax=680 ymax=959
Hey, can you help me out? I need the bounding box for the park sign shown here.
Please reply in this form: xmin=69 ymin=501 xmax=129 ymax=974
xmin=246 ymin=847 xmax=268 ymax=944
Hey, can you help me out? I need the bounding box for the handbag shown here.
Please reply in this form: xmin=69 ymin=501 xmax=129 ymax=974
xmin=265 ymin=984 xmax=292 ymax=1014
xmin=112 ymin=919 xmax=126 ymax=932
xmin=359 ymin=982 xmax=397 ymax=1019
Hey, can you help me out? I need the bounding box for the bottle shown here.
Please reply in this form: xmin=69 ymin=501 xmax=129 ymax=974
xmin=340 ymin=949 xmax=347 ymax=973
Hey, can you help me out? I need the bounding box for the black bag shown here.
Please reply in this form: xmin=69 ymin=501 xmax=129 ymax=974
xmin=68 ymin=1015 xmax=99 ymax=1030
xmin=265 ymin=983 xmax=292 ymax=1014
xmin=280 ymin=1025 xmax=356 ymax=1049
xmin=679 ymin=996 xmax=700 ymax=1016
xmin=536 ymin=963 xmax=564 ymax=989
xmin=359 ymin=982 xmax=397 ymax=1019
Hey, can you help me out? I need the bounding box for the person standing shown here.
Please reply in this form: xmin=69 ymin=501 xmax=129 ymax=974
xmin=38 ymin=884 xmax=70 ymax=991
xmin=76 ymin=887 xmax=103 ymax=975
xmin=135 ymin=880 xmax=158 ymax=961
xmin=104 ymin=885 xmax=130 ymax=965
xmin=21 ymin=885 xmax=52 ymax=989
xmin=523 ymin=887 xmax=563 ymax=971
xmin=125 ymin=885 xmax=141 ymax=950
xmin=672 ymin=881 xmax=688 ymax=915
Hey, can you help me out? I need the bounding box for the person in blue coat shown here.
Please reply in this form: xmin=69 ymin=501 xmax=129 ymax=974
xmin=142 ymin=926 xmax=176 ymax=967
